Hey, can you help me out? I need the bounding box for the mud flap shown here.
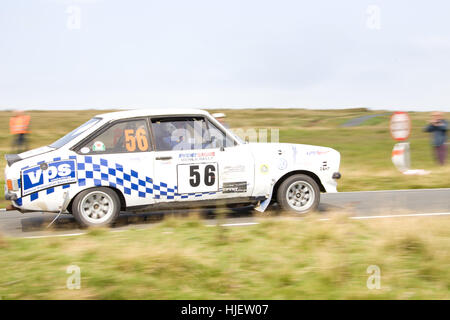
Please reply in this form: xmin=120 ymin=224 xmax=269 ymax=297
xmin=254 ymin=179 xmax=276 ymax=212
xmin=254 ymin=191 xmax=273 ymax=212
xmin=254 ymin=198 xmax=270 ymax=212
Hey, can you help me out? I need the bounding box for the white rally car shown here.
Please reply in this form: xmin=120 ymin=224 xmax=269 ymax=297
xmin=4 ymin=109 xmax=341 ymax=227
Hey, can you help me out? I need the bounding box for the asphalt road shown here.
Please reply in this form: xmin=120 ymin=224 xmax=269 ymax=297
xmin=340 ymin=113 xmax=390 ymax=127
xmin=1 ymin=188 xmax=449 ymax=238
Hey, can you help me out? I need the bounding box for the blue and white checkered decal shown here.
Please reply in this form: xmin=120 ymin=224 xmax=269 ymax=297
xmin=17 ymin=155 xmax=219 ymax=204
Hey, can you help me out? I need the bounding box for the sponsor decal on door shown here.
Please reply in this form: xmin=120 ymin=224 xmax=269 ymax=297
xmin=222 ymin=181 xmax=247 ymax=193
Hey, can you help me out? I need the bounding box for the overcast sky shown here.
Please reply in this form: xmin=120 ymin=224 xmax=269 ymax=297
xmin=1 ymin=0 xmax=449 ymax=111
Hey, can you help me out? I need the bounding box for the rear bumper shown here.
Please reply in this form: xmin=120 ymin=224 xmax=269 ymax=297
xmin=5 ymin=191 xmax=18 ymax=201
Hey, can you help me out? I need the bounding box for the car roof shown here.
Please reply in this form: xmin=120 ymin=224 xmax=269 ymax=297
xmin=95 ymin=108 xmax=210 ymax=121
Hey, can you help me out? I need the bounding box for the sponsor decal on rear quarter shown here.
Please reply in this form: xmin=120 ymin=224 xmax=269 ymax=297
xmin=21 ymin=159 xmax=77 ymax=196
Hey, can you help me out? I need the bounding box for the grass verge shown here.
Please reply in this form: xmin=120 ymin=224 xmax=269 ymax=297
xmin=0 ymin=214 xmax=449 ymax=299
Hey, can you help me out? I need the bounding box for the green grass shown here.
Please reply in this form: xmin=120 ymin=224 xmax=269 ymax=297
xmin=1 ymin=108 xmax=449 ymax=209
xmin=0 ymin=214 xmax=448 ymax=299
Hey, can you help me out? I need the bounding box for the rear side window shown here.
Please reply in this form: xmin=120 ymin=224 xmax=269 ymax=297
xmin=79 ymin=119 xmax=151 ymax=154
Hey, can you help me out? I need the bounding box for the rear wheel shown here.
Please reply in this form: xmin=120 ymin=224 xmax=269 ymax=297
xmin=72 ymin=187 xmax=120 ymax=227
xmin=276 ymin=174 xmax=320 ymax=214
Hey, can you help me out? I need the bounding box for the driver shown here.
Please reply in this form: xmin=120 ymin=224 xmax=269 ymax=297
xmin=154 ymin=122 xmax=178 ymax=151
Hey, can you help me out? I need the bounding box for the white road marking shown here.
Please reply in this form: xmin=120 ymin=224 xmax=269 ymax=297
xmin=213 ymin=212 xmax=450 ymax=227
xmin=351 ymin=212 xmax=450 ymax=219
xmin=319 ymin=212 xmax=450 ymax=221
xmin=22 ymin=229 xmax=128 ymax=239
xmin=22 ymin=232 xmax=86 ymax=239
xmin=17 ymin=212 xmax=450 ymax=238
xmin=207 ymin=222 xmax=260 ymax=227
xmin=327 ymin=188 xmax=450 ymax=194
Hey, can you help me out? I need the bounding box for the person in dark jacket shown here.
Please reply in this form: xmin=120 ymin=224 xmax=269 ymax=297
xmin=424 ymin=112 xmax=448 ymax=165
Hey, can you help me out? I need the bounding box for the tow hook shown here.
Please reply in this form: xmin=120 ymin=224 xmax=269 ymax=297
xmin=47 ymin=191 xmax=71 ymax=228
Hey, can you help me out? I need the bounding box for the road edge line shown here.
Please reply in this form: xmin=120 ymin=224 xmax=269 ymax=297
xmin=22 ymin=232 xmax=86 ymax=239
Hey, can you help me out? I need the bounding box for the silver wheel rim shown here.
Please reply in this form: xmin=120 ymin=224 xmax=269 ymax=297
xmin=286 ymin=181 xmax=315 ymax=212
xmin=79 ymin=191 xmax=114 ymax=224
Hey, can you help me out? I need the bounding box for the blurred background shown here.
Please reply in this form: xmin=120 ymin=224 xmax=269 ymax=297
xmin=1 ymin=108 xmax=449 ymax=210
xmin=0 ymin=1 xmax=449 ymax=300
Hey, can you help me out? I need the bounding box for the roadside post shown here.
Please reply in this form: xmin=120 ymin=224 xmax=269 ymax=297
xmin=390 ymin=111 xmax=411 ymax=172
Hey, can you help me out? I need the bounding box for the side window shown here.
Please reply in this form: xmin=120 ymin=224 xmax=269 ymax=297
xmin=80 ymin=119 xmax=151 ymax=154
xmin=206 ymin=119 xmax=236 ymax=148
xmin=151 ymin=117 xmax=235 ymax=151
xmin=151 ymin=117 xmax=199 ymax=151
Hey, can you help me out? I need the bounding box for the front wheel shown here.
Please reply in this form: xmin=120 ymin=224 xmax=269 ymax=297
xmin=276 ymin=174 xmax=320 ymax=214
xmin=71 ymin=187 xmax=120 ymax=227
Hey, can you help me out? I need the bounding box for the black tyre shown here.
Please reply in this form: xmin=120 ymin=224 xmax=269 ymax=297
xmin=71 ymin=187 xmax=121 ymax=227
xmin=276 ymin=174 xmax=320 ymax=214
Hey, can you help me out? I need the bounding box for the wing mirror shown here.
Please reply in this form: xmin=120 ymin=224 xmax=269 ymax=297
xmin=211 ymin=136 xmax=225 ymax=151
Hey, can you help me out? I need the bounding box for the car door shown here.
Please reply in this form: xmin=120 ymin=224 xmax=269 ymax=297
xmin=150 ymin=115 xmax=255 ymax=204
xmin=75 ymin=117 xmax=155 ymax=208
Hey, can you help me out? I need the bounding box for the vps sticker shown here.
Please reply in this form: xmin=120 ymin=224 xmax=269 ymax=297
xmin=21 ymin=160 xmax=77 ymax=196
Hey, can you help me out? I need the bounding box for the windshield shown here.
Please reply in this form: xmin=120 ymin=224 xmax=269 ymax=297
xmin=231 ymin=131 xmax=245 ymax=144
xmin=50 ymin=118 xmax=101 ymax=149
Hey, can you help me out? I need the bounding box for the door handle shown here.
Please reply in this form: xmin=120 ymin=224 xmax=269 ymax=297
xmin=156 ymin=156 xmax=172 ymax=160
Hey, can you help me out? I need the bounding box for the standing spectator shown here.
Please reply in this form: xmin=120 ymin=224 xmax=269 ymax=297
xmin=9 ymin=110 xmax=31 ymax=153
xmin=212 ymin=112 xmax=229 ymax=128
xmin=424 ymin=112 xmax=447 ymax=165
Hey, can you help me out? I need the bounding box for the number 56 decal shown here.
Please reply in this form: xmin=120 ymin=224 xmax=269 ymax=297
xmin=177 ymin=163 xmax=218 ymax=194
xmin=124 ymin=128 xmax=149 ymax=152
